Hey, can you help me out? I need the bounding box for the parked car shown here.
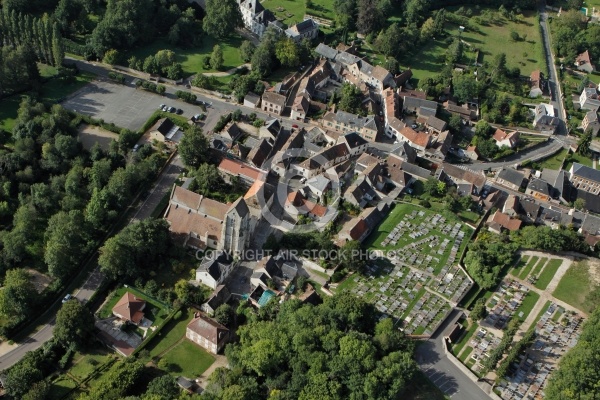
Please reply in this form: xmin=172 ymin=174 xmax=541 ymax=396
xmin=62 ymin=294 xmax=72 ymax=303
xmin=292 ymin=124 xmax=299 ymax=128
xmin=161 ymin=105 xmax=168 ymax=112
xmin=168 ymin=106 xmax=176 ymax=113
xmin=132 ymin=144 xmax=140 ymax=152
xmin=159 ymin=104 xmax=165 ymax=110
xmin=176 ymin=108 xmax=183 ymax=115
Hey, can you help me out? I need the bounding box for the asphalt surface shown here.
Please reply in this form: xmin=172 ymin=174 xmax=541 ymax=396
xmin=466 ymin=138 xmax=564 ymax=170
xmin=416 ymin=309 xmax=493 ymax=400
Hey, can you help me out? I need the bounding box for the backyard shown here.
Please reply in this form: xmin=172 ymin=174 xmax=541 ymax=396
xmin=144 ymin=308 xmax=196 ymax=358
xmin=159 ymin=339 xmax=215 ymax=377
xmin=98 ymin=286 xmax=170 ymax=327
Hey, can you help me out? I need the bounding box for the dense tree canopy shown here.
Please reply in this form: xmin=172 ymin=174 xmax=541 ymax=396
xmin=205 ymin=293 xmax=416 ymax=400
xmin=464 ymin=233 xmax=519 ymax=290
xmin=54 ymin=299 xmax=95 ymax=349
xmin=203 ymin=0 xmax=242 ymax=39
xmin=178 ymin=125 xmax=209 ymax=168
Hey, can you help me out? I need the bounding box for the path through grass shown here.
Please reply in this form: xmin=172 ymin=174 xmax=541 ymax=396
xmin=518 ymin=256 xmax=539 ymax=280
xmin=535 ymin=259 xmax=562 ymax=290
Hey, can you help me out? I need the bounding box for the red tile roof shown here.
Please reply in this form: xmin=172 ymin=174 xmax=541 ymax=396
xmin=112 ymin=292 xmax=145 ymax=324
xmin=218 ymin=158 xmax=264 ymax=182
xmin=488 ymin=210 xmax=522 ymax=231
xmin=399 ymin=126 xmax=431 ymax=148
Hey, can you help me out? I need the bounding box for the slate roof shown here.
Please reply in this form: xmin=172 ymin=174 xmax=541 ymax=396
xmin=527 ymin=178 xmax=550 ymax=196
xmin=497 ymin=168 xmax=525 ymax=187
xmin=155 ymin=118 xmax=175 ymax=135
xmin=248 ymin=138 xmax=272 ymax=168
xmin=244 ymin=92 xmax=261 ymax=105
xmin=571 ymin=162 xmax=600 ymax=184
xmin=197 ymin=252 xmax=233 ymax=282
xmin=315 ymin=43 xmax=338 ymax=60
xmin=290 ymin=18 xmax=318 ymax=35
xmin=306 ymin=174 xmax=330 ymax=193
xmin=340 ymin=132 xmax=368 ymax=149
xmin=262 ymin=91 xmax=286 ymax=107
xmin=203 ymin=285 xmax=231 ymax=312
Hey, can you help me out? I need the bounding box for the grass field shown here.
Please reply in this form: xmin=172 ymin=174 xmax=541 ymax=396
xmin=0 ymin=69 xmax=96 ymax=132
xmin=564 ymin=151 xmax=594 ymax=171
xmin=160 ymin=339 xmax=215 ymax=377
xmin=459 ymin=346 xmax=473 ymax=363
xmin=48 ymin=376 xmax=78 ymax=400
xmin=260 ymin=0 xmax=334 ymax=27
xmin=510 ymin=255 xmax=530 ymax=277
xmin=126 ymin=36 xmax=245 ymax=75
xmin=536 ymin=148 xmax=568 ymax=170
xmin=514 ymin=290 xmax=540 ymax=322
xmin=399 ymin=7 xmax=544 ymax=83
xmin=68 ymin=351 xmax=114 ymax=381
xmin=518 ymin=256 xmax=539 ymax=280
xmin=145 ymin=308 xmax=195 ymax=358
xmin=534 ymin=259 xmax=563 ymax=290
xmin=529 ymin=257 xmax=548 ymax=279
xmin=553 ymin=260 xmax=600 ymax=314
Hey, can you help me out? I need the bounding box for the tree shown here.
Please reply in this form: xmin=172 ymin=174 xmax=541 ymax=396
xmin=240 ymin=40 xmax=255 ymax=62
xmin=452 ymin=73 xmax=478 ymax=103
xmin=574 ymin=198 xmax=586 ymax=210
xmin=275 ymin=38 xmax=300 ymax=67
xmin=510 ymin=30 xmax=519 ymax=42
xmin=0 ymin=269 xmax=36 ymax=320
xmin=102 ymin=48 xmax=120 ymax=65
xmin=338 ymin=83 xmax=363 ymax=115
xmin=470 ymin=298 xmax=487 ymax=321
xmin=474 ymin=120 xmax=493 ymax=137
xmin=154 ymin=49 xmax=176 ymax=68
xmin=210 ymin=44 xmax=224 ymax=70
xmin=174 ymin=279 xmax=192 ymax=304
xmin=404 ymin=0 xmax=430 ymax=26
xmin=44 ymin=210 xmax=89 ymax=281
xmin=546 ymin=308 xmax=600 ymax=400
xmin=213 ymin=304 xmax=234 ymax=327
xmin=4 ymin=360 xmax=43 ymax=399
xmin=203 ymin=0 xmax=242 ymax=39
xmin=578 ymin=128 xmax=593 ymax=156
xmin=424 ymin=177 xmax=446 ymax=197
xmin=251 ymin=27 xmax=280 ymax=77
xmin=54 ymin=299 xmax=95 ymax=349
xmin=145 ymin=375 xmax=180 ymax=400
xmin=189 ymin=163 xmax=226 ymax=195
xmin=420 ymin=17 xmax=436 ymax=42
xmin=464 ymin=233 xmax=519 ymax=290
xmin=179 ymin=125 xmax=209 ymax=168
xmin=357 ymin=0 xmax=383 ymax=35
xmin=339 ymin=240 xmax=366 ymax=272
xmin=22 ymin=381 xmax=50 ymax=400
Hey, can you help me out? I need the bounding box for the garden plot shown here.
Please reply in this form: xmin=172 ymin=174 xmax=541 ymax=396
xmin=497 ymin=304 xmax=584 ymax=400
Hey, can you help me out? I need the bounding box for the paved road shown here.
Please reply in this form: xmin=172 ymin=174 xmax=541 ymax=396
xmin=466 ymin=139 xmax=564 ymax=171
xmin=539 ymin=5 xmax=567 ymax=128
xmin=416 ymin=309 xmax=493 ymax=400
xmin=0 ymin=154 xmax=184 ymax=371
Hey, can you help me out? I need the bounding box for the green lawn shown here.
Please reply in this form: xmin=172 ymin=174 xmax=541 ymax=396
xmin=48 ymin=376 xmax=78 ymax=400
xmin=510 ymin=255 xmax=530 ymax=277
xmin=535 ymin=258 xmax=563 ymax=290
xmin=564 ymin=151 xmax=594 ymax=171
xmin=518 ymin=256 xmax=539 ymax=280
xmin=0 ymin=70 xmax=96 ymax=132
xmin=68 ymin=351 xmax=114 ymax=381
xmin=529 ymin=257 xmax=548 ymax=279
xmin=553 ymin=260 xmax=600 ymax=314
xmin=536 ymin=148 xmax=568 ymax=170
xmin=126 ymin=36 xmax=245 ymax=75
xmin=514 ymin=290 xmax=540 ymax=322
xmin=41 ymin=70 xmax=96 ymax=103
xmin=260 ymin=0 xmax=334 ymax=27
xmin=452 ymin=320 xmax=478 ymax=355
xmin=145 ymin=308 xmax=196 ymax=358
xmin=399 ymin=8 xmax=544 ymax=84
xmin=160 ymin=339 xmax=215 ymax=377
xmin=459 ymin=346 xmax=474 ymax=363
xmin=0 ymin=95 xmax=23 ymax=132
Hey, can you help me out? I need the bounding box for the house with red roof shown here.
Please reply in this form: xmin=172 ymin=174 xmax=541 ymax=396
xmin=575 ymin=50 xmax=595 ymax=73
xmin=112 ymin=292 xmax=146 ymax=325
xmin=492 ymin=129 xmax=520 ymax=149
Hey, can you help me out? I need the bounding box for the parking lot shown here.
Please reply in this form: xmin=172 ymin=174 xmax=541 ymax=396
xmin=62 ymin=78 xmax=208 ymax=132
